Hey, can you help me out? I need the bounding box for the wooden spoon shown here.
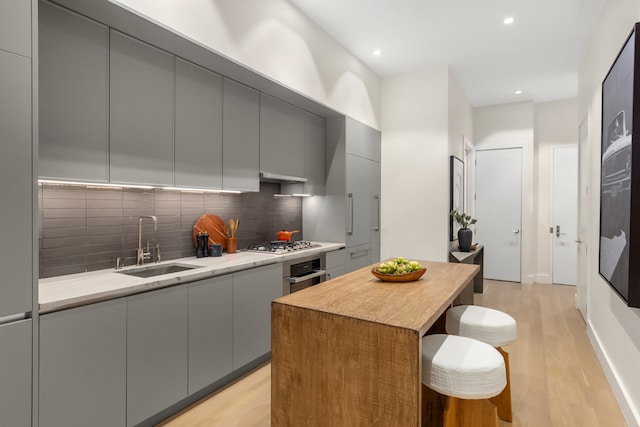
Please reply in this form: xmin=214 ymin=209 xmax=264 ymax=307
xmin=234 ymin=218 xmax=240 ymax=237
xmin=229 ymin=218 xmax=236 ymax=238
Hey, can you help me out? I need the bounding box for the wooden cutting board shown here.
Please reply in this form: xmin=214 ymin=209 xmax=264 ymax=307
xmin=192 ymin=214 xmax=227 ymax=249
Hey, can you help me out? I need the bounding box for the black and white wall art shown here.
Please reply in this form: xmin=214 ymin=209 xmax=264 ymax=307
xmin=450 ymin=156 xmax=464 ymax=241
xmin=599 ymin=22 xmax=640 ymax=308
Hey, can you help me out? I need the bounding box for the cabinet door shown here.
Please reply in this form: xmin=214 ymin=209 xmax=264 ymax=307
xmin=0 ymin=50 xmax=32 ymax=317
xmin=346 ymin=154 xmax=373 ymax=248
xmin=347 ymin=244 xmax=372 ymax=273
xmin=370 ymin=160 xmax=381 ymax=264
xmin=127 ymin=286 xmax=188 ymax=426
xmin=110 ymin=30 xmax=174 ymax=186
xmin=175 ymin=58 xmax=223 ymax=189
xmin=233 ymin=263 xmax=282 ymax=369
xmin=260 ymin=94 xmax=305 ymax=178
xmin=0 ymin=0 xmax=30 ymax=57
xmin=39 ymin=2 xmax=109 ymax=182
xmin=304 ymin=112 xmax=326 ymax=195
xmin=0 ymin=319 xmax=31 ymax=427
xmin=222 ymin=78 xmax=260 ymax=192
xmin=188 ymin=275 xmax=233 ymax=394
xmin=345 ymin=116 xmax=381 ymax=162
xmin=40 ymin=300 xmax=126 ymax=427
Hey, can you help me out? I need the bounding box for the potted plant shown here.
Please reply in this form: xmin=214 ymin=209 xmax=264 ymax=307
xmin=450 ymin=210 xmax=477 ymax=252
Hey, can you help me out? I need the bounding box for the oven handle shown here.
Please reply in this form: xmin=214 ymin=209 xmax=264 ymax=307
xmin=288 ymin=269 xmax=326 ymax=284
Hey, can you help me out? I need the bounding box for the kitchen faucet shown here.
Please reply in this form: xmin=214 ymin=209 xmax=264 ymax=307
xmin=137 ymin=215 xmax=158 ymax=266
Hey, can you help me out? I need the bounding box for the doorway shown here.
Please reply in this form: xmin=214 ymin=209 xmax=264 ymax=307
xmin=576 ymin=118 xmax=589 ymax=316
xmin=551 ymin=145 xmax=578 ymax=285
xmin=475 ymin=148 xmax=523 ymax=282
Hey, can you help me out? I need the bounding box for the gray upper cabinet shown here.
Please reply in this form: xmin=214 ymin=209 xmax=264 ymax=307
xmin=0 ymin=320 xmax=31 ymax=427
xmin=188 ymin=275 xmax=233 ymax=395
xmin=260 ymin=94 xmax=306 ymax=178
xmin=110 ymin=30 xmax=175 ymax=186
xmin=39 ymin=1 xmax=109 ymax=182
xmin=40 ymin=299 xmax=126 ymax=427
xmin=304 ymin=112 xmax=326 ymax=195
xmin=127 ymin=285 xmax=188 ymax=426
xmin=346 ymin=116 xmax=381 ymax=162
xmin=233 ymin=263 xmax=282 ymax=369
xmin=0 ymin=0 xmax=31 ymax=57
xmin=223 ymin=78 xmax=260 ymax=192
xmin=175 ymin=57 xmax=223 ymax=189
xmin=0 ymin=50 xmax=32 ymax=317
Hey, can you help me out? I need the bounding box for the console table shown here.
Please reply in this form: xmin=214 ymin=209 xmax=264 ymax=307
xmin=449 ymin=244 xmax=484 ymax=293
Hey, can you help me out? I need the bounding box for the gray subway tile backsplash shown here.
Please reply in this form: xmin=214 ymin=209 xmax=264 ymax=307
xmin=38 ymin=182 xmax=302 ymax=278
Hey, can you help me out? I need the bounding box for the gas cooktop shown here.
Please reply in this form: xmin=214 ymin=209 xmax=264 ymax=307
xmin=245 ymin=240 xmax=321 ymax=254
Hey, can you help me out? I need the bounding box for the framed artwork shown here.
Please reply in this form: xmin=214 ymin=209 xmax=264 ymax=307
xmin=599 ymin=22 xmax=640 ymax=308
xmin=450 ymin=156 xmax=464 ymax=241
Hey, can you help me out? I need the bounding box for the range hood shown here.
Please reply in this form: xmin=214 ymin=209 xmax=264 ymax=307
xmin=259 ymin=172 xmax=308 ymax=183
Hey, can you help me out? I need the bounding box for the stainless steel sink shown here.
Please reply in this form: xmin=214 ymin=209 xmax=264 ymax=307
xmin=117 ymin=263 xmax=200 ymax=278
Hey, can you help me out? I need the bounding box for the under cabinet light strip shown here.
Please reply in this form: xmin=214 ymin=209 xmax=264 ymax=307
xmin=38 ymin=179 xmax=243 ymax=193
xmin=38 ymin=179 xmax=154 ymax=190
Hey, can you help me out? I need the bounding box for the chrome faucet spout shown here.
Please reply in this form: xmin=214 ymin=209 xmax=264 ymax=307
xmin=137 ymin=215 xmax=158 ymax=265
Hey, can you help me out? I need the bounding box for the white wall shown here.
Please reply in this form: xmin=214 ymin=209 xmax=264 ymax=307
xmin=448 ymin=69 xmax=474 ymax=160
xmin=533 ymin=99 xmax=578 ymax=283
xmin=579 ymin=0 xmax=640 ymax=424
xmin=113 ymin=0 xmax=381 ymax=129
xmin=473 ymin=102 xmax=536 ymax=283
xmin=380 ymin=67 xmax=450 ymax=261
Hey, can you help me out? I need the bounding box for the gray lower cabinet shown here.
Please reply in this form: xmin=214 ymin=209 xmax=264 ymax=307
xmin=325 ymin=248 xmax=346 ymax=281
xmin=188 ymin=275 xmax=233 ymax=394
xmin=127 ymin=286 xmax=188 ymax=426
xmin=0 ymin=49 xmax=32 ymax=317
xmin=110 ymin=29 xmax=175 ymax=186
xmin=39 ymin=1 xmax=109 ymax=182
xmin=223 ymin=78 xmax=260 ymax=192
xmin=347 ymin=244 xmax=372 ymax=272
xmin=175 ymin=57 xmax=223 ymax=189
xmin=39 ymin=300 xmax=126 ymax=427
xmin=0 ymin=0 xmax=31 ymax=57
xmin=0 ymin=319 xmax=31 ymax=427
xmin=232 ymin=263 xmax=282 ymax=369
xmin=260 ymin=93 xmax=306 ymax=178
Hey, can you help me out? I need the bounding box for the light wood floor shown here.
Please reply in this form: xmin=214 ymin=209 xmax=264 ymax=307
xmin=158 ymin=280 xmax=627 ymax=426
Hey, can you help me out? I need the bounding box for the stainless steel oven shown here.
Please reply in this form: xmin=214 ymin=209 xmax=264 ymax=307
xmin=282 ymin=253 xmax=326 ymax=294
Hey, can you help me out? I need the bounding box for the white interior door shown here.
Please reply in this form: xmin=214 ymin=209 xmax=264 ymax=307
xmin=577 ymin=120 xmax=589 ymax=316
xmin=552 ymin=145 xmax=578 ymax=285
xmin=475 ymin=148 xmax=522 ymax=282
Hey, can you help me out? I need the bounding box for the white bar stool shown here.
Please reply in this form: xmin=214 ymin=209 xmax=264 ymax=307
xmin=422 ymin=334 xmax=506 ymax=427
xmin=445 ymin=305 xmax=517 ymax=421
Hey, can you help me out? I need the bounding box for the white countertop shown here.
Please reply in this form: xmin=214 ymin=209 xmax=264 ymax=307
xmin=39 ymin=242 xmax=345 ymax=314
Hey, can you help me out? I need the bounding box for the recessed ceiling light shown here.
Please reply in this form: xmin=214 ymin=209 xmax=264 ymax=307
xmin=515 ymin=90 xmax=523 ymax=95
xmin=373 ymin=49 xmax=382 ymax=56
xmin=504 ymin=17 xmax=514 ymax=25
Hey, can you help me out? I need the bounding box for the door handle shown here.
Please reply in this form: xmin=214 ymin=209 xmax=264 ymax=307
xmin=556 ymin=225 xmax=567 ymax=237
xmin=347 ymin=193 xmax=354 ymax=236
xmin=373 ymin=195 xmax=380 ymax=231
xmin=511 ymin=229 xmax=520 ymax=234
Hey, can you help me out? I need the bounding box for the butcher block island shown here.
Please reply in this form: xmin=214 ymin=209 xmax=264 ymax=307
xmin=271 ymin=260 xmax=480 ymax=426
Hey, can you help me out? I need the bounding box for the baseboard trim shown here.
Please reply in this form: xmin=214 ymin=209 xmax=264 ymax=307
xmin=586 ymin=321 xmax=640 ymax=427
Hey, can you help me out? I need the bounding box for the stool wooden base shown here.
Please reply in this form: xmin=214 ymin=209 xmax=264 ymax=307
xmin=421 ymin=384 xmax=499 ymax=427
xmin=489 ymin=347 xmax=513 ymax=422
xmin=443 ymin=396 xmax=498 ymax=427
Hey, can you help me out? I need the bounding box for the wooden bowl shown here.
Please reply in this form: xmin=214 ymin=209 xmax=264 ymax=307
xmin=371 ymin=267 xmax=427 ymax=282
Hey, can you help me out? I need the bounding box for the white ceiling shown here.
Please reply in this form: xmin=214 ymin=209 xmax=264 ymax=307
xmin=288 ymin=0 xmax=606 ymax=106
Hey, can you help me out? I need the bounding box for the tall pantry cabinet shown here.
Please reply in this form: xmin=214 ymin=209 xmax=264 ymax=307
xmin=0 ymin=0 xmax=36 ymax=425
xmin=303 ymin=116 xmax=381 ymax=273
